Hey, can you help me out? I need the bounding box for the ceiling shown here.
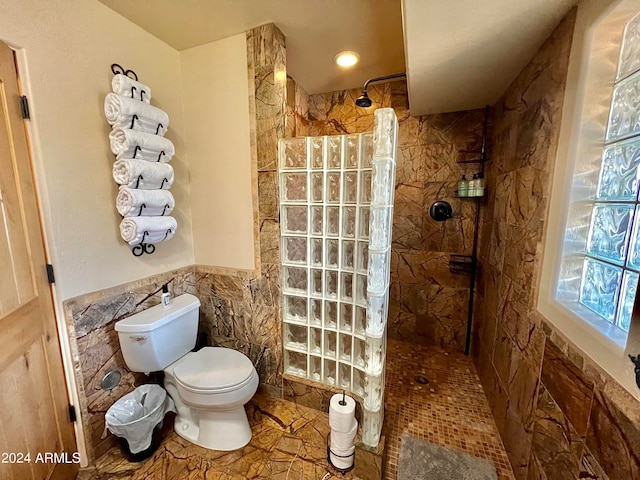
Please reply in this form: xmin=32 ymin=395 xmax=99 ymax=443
xmin=99 ymin=0 xmax=577 ymax=115
xmin=402 ymin=0 xmax=577 ymax=115
xmin=98 ymin=0 xmax=405 ymax=96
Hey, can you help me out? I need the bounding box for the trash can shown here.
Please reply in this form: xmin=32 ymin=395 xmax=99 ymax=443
xmin=105 ymin=384 xmax=176 ymax=462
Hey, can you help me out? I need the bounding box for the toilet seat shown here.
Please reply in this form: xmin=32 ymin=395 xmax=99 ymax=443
xmin=173 ymin=347 xmax=256 ymax=394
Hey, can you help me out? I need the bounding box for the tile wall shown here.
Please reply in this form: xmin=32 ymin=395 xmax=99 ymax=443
xmin=302 ymin=81 xmax=485 ymax=352
xmin=67 ymin=13 xmax=640 ymax=478
xmin=63 ymin=267 xmax=196 ymax=463
xmin=473 ymin=9 xmax=640 ymax=480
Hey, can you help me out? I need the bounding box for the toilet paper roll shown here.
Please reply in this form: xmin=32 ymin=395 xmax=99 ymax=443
xmin=329 ymin=393 xmax=356 ymax=433
xmin=330 ymin=445 xmax=355 ymax=470
xmin=331 ymin=420 xmax=358 ymax=451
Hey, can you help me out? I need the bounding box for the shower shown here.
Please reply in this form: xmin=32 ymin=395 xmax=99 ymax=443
xmin=355 ymin=73 xmax=407 ymax=107
xmin=278 ymin=108 xmax=399 ymax=447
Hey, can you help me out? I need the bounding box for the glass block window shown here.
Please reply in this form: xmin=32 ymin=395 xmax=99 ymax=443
xmin=579 ymin=12 xmax=640 ymax=331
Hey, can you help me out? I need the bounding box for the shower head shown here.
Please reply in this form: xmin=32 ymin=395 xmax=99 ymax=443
xmin=355 ymin=91 xmax=372 ymax=108
xmin=355 ymin=72 xmax=407 ymax=108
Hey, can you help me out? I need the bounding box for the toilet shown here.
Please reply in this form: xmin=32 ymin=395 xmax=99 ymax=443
xmin=115 ymin=293 xmax=259 ymax=451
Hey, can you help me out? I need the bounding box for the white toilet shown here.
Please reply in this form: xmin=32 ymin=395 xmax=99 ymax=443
xmin=115 ymin=293 xmax=259 ymax=451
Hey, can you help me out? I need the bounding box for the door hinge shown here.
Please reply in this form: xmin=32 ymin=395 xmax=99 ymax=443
xmin=68 ymin=405 xmax=77 ymax=423
xmin=46 ymin=264 xmax=55 ymax=284
xmin=20 ymin=95 xmax=30 ymax=120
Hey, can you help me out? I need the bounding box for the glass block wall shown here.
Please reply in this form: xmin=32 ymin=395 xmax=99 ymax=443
xmin=578 ymin=12 xmax=640 ymax=332
xmin=278 ymin=108 xmax=398 ymax=447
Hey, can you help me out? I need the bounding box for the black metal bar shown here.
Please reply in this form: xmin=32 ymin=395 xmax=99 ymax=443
xmin=134 ymin=175 xmax=143 ymax=189
xmin=464 ymin=105 xmax=489 ymax=356
xmin=111 ymin=64 xmax=125 ymax=75
xmin=129 ymin=114 xmax=139 ymax=129
xmin=160 ymin=177 xmax=168 ymax=189
xmin=133 ymin=145 xmax=141 ymax=158
xmin=465 ymin=197 xmax=481 ymax=355
xmin=155 ymin=123 xmax=163 ymax=135
xmin=157 ymin=150 xmax=165 ymax=162
xmin=111 ymin=65 xmax=138 ymax=81
xmin=137 ymin=203 xmax=146 ymax=216
xmin=140 ymin=90 xmax=146 ymax=101
xmin=456 ymin=158 xmax=485 ymax=164
xmin=326 ymin=433 xmax=355 ymax=474
xmin=363 ymin=72 xmax=407 ymax=91
xmin=124 ymin=69 xmax=138 ymax=81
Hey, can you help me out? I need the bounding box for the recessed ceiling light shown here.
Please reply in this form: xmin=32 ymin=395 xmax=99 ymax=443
xmin=335 ymin=51 xmax=360 ymax=68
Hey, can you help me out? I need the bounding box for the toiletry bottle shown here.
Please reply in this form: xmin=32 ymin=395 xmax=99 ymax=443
xmin=476 ymin=173 xmax=485 ymax=197
xmin=162 ymin=284 xmax=171 ymax=308
xmin=458 ymin=175 xmax=468 ymax=197
xmin=469 ymin=173 xmax=478 ymax=197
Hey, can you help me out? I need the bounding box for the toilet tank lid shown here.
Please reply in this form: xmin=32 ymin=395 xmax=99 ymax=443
xmin=115 ymin=293 xmax=201 ymax=333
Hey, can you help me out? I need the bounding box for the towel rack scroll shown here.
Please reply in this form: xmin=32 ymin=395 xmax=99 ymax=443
xmin=111 ymin=64 xmax=138 ymax=81
xmin=131 ymin=228 xmax=172 ymax=256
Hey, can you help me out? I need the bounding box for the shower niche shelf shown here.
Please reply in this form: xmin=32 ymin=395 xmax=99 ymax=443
xmin=454 ymin=192 xmax=486 ymax=199
xmin=449 ymin=254 xmax=477 ymax=275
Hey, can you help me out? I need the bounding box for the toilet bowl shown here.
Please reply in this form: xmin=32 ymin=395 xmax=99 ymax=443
xmin=114 ymin=294 xmax=259 ymax=451
xmin=164 ymin=347 xmax=259 ymax=450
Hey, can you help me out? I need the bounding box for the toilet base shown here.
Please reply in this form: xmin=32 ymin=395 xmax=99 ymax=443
xmin=173 ymin=406 xmax=253 ymax=451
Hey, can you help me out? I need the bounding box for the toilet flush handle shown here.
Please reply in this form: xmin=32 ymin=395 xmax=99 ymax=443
xmin=130 ymin=335 xmax=146 ymax=342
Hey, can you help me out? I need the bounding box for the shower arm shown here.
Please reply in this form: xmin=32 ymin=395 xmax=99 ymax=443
xmin=362 ymin=73 xmax=406 ymax=93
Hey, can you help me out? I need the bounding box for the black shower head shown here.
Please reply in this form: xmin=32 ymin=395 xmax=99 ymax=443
xmin=355 ymin=90 xmax=372 ymax=108
xmin=355 ymin=72 xmax=407 ymax=108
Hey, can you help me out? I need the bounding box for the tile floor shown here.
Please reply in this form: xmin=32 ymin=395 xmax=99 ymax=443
xmin=78 ymin=339 xmax=514 ymax=479
xmin=383 ymin=339 xmax=514 ymax=480
xmin=78 ymin=393 xmax=366 ymax=480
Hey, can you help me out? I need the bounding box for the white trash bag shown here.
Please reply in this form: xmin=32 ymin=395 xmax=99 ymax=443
xmin=105 ymin=385 xmax=175 ymax=454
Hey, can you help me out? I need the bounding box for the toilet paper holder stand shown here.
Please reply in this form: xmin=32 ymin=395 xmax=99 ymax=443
xmin=326 ymin=433 xmax=355 ymax=474
xmin=327 ymin=390 xmax=355 ymax=473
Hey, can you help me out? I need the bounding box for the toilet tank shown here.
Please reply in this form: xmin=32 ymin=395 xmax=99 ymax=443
xmin=115 ymin=293 xmax=201 ymax=373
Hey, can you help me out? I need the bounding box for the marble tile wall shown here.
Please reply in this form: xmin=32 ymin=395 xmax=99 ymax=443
xmin=304 ymin=81 xmax=484 ymax=351
xmin=195 ymin=265 xmax=282 ymax=395
xmin=472 ymin=8 xmax=640 ymax=479
xmin=63 ymin=267 xmax=196 ymax=464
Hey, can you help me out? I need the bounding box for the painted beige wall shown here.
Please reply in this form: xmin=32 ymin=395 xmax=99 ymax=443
xmin=180 ymin=34 xmax=255 ymax=269
xmin=0 ymin=0 xmax=195 ymax=303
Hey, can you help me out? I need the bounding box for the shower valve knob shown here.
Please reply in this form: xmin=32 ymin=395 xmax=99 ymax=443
xmin=429 ymin=201 xmax=453 ymax=222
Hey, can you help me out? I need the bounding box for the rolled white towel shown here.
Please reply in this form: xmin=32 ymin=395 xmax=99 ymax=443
xmin=116 ymin=188 xmax=175 ymax=217
xmin=104 ymin=93 xmax=169 ymax=136
xmin=120 ymin=216 xmax=177 ymax=245
xmin=112 ymin=74 xmax=152 ymax=104
xmin=109 ymin=128 xmax=175 ymax=162
xmin=112 ymin=159 xmax=174 ymax=190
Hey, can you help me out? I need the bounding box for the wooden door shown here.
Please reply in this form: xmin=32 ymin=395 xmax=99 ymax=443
xmin=0 ymin=42 xmax=77 ymax=480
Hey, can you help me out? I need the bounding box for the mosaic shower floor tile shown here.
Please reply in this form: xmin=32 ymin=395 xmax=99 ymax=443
xmin=383 ymin=338 xmax=514 ymax=480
